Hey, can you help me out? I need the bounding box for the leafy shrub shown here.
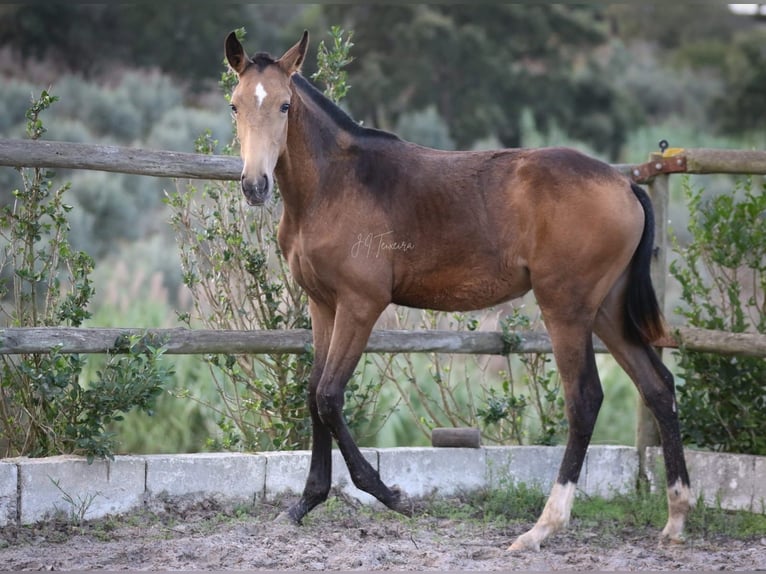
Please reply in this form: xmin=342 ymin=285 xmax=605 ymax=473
xmin=670 ymin=176 xmax=766 ymax=455
xmin=116 ymin=70 xmax=183 ymax=135
xmin=477 ymin=306 xmax=566 ymax=446
xmin=51 ymin=76 xmax=143 ymax=142
xmin=0 ymin=90 xmax=173 ymax=461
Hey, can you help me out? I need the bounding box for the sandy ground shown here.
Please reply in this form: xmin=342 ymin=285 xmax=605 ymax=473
xmin=1 ymin=495 xmax=765 ymax=571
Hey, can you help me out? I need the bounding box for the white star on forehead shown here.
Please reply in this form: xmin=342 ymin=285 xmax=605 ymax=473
xmin=255 ymin=82 xmax=268 ymax=108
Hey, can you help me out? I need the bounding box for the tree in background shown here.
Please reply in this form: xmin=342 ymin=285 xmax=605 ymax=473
xmin=714 ymin=29 xmax=766 ymax=137
xmin=0 ymin=4 xmax=305 ymax=88
xmin=2 ymin=4 xmax=763 ymax=156
xmin=323 ymin=4 xmax=637 ymax=158
xmin=607 ymin=4 xmax=766 ymax=139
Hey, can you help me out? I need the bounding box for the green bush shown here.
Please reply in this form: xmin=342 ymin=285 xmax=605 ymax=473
xmin=0 ymin=70 xmax=230 ymax=263
xmin=670 ymin=176 xmax=766 ymax=455
xmin=0 ymin=91 xmax=174 ymax=461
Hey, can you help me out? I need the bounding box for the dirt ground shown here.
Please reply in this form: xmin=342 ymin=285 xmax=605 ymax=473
xmin=1 ymin=494 xmax=765 ymax=571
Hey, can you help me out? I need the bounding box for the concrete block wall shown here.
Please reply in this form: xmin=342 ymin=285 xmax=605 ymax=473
xmin=378 ymin=447 xmax=487 ymax=498
xmin=0 ymin=446 xmax=761 ymax=527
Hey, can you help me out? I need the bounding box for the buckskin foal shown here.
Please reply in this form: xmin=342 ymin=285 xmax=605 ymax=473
xmin=223 ymin=31 xmax=691 ymax=551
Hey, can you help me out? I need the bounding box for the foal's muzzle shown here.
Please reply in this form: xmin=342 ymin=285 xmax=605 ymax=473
xmin=241 ymin=173 xmax=271 ymax=206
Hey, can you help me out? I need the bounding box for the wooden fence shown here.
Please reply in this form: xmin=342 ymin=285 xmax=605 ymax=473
xmin=1 ymin=138 xmax=765 ymax=461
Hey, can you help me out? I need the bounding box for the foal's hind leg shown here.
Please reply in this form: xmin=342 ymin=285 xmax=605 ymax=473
xmin=593 ymin=280 xmax=691 ymax=542
xmin=509 ymin=316 xmax=603 ymax=551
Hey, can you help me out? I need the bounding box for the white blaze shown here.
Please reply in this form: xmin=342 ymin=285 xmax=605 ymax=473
xmin=255 ymin=82 xmax=268 ymax=108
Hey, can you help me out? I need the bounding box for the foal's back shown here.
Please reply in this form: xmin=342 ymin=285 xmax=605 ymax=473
xmin=361 ymin=142 xmax=642 ymax=313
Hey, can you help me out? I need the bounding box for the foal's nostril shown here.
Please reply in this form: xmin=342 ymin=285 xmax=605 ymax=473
xmin=240 ymin=173 xmax=272 ymax=205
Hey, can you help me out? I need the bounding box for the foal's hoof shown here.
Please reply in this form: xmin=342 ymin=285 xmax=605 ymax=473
xmin=388 ymin=485 xmax=414 ymax=517
xmin=507 ymin=535 xmax=540 ymax=553
xmin=274 ymin=510 xmax=298 ymax=525
xmin=507 ymin=530 xmax=542 ymax=553
xmin=659 ymin=531 xmax=686 ymax=546
xmin=277 ymin=502 xmax=306 ymax=525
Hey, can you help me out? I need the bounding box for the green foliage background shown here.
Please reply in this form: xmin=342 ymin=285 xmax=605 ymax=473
xmin=0 ymin=5 xmax=764 ymax=455
xmin=670 ymin=178 xmax=766 ymax=456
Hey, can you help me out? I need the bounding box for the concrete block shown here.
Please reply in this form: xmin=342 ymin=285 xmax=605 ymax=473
xmin=485 ymin=446 xmax=564 ymax=493
xmin=688 ymin=450 xmax=755 ymax=511
xmin=0 ymin=460 xmax=17 ymax=526
xmin=753 ymin=457 xmax=766 ymax=514
xmin=646 ymin=448 xmax=757 ymax=511
xmin=263 ymin=449 xmax=378 ymax=505
xmin=378 ymin=447 xmax=485 ymax=498
xmin=262 ymin=450 xmax=310 ymax=498
xmin=18 ymin=455 xmax=145 ymax=524
xmin=145 ymin=453 xmax=265 ymax=504
xmin=582 ymin=446 xmax=638 ymax=497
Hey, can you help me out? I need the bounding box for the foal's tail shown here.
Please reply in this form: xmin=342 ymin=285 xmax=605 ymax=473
xmin=624 ymin=183 xmax=665 ymax=345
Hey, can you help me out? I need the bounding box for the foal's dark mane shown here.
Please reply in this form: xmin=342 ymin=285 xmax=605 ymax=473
xmin=290 ymin=73 xmax=400 ymax=142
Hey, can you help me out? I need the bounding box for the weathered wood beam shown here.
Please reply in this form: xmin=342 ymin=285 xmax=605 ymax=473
xmin=1 ymin=326 xmax=763 ymax=358
xmin=0 ymin=139 xmax=242 ymax=180
xmin=0 ymin=327 xmax=563 ymax=356
xmin=684 ymin=148 xmax=766 ymax=175
xmin=3 ymin=140 xmax=766 ymax=184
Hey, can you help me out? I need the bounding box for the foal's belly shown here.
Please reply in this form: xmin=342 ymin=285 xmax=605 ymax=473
xmin=392 ymin=264 xmax=531 ymax=312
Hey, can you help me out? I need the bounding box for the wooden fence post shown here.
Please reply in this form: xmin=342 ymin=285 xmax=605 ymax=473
xmin=636 ymin=172 xmax=668 ymax=480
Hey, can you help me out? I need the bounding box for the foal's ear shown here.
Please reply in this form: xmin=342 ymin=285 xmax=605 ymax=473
xmin=225 ymin=31 xmax=250 ymax=75
xmin=278 ymin=30 xmax=309 ymax=75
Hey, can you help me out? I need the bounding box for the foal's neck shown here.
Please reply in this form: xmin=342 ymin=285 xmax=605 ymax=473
xmin=273 ymin=75 xmax=353 ymax=220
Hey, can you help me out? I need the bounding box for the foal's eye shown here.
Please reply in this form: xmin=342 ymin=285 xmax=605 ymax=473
xmin=230 ymin=104 xmax=238 ymax=115
xmin=280 ymin=102 xmax=290 ymax=114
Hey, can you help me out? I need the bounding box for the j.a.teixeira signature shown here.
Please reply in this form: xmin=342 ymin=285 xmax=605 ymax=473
xmin=351 ymin=231 xmax=415 ymax=258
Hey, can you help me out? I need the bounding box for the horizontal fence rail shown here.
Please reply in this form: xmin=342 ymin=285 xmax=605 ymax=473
xmin=1 ymin=326 xmax=764 ymax=357
xmin=0 ymin=139 xmax=241 ymax=180
xmin=3 ymin=139 xmax=766 ymax=183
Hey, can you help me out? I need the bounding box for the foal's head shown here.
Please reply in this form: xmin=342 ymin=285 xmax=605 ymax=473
xmin=225 ymin=31 xmax=309 ymax=205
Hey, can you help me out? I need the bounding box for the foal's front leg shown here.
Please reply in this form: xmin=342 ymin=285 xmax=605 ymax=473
xmin=287 ymin=301 xmax=334 ymax=524
xmin=316 ymin=303 xmax=411 ymax=515
xmin=285 ymin=359 xmax=333 ymax=523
